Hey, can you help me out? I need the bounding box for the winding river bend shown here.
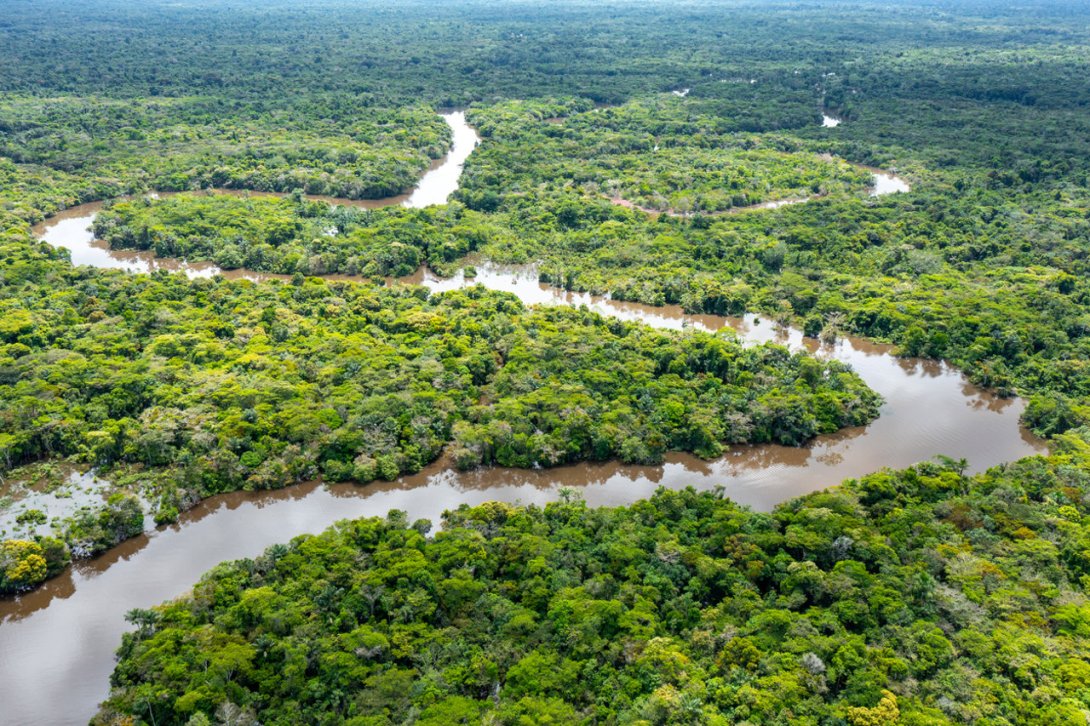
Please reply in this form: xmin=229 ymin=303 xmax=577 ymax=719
xmin=3 ymin=111 xmax=1046 ymax=726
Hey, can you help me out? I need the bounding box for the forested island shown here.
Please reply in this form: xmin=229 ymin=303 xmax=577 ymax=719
xmin=2 ymin=0 xmax=1090 ymax=723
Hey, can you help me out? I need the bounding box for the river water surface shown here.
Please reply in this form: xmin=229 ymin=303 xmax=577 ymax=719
xmin=2 ymin=111 xmax=1047 ymax=726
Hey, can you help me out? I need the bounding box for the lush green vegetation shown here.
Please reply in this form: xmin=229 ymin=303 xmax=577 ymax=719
xmin=96 ymin=431 xmax=1090 ymax=725
xmin=91 ymin=193 xmax=508 ymax=277
xmin=4 ymin=0 xmax=1090 ymax=721
xmin=467 ymin=98 xmax=874 ymax=214
xmin=0 ymin=536 xmax=68 ymax=594
xmin=0 ymin=228 xmax=877 ymax=592
xmin=83 ymin=84 xmax=1090 ymax=433
xmin=453 ymin=98 xmax=1090 ymax=421
xmin=0 ymin=96 xmax=450 ymax=210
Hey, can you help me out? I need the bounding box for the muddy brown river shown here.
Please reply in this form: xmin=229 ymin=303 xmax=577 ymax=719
xmin=1 ymin=111 xmax=1047 ymax=726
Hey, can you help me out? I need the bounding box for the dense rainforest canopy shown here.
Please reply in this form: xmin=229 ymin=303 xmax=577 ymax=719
xmin=0 ymin=237 xmax=879 ymax=591
xmin=2 ymin=0 xmax=1090 ymax=722
xmin=96 ymin=435 xmax=1090 ymax=725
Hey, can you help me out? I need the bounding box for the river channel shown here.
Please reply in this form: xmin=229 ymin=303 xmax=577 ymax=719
xmin=1 ymin=110 xmax=1046 ymax=725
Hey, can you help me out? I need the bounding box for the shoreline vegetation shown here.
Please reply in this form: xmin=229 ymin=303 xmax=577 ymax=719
xmin=0 ymin=252 xmax=882 ymax=594
xmin=95 ymin=433 xmax=1090 ymax=725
